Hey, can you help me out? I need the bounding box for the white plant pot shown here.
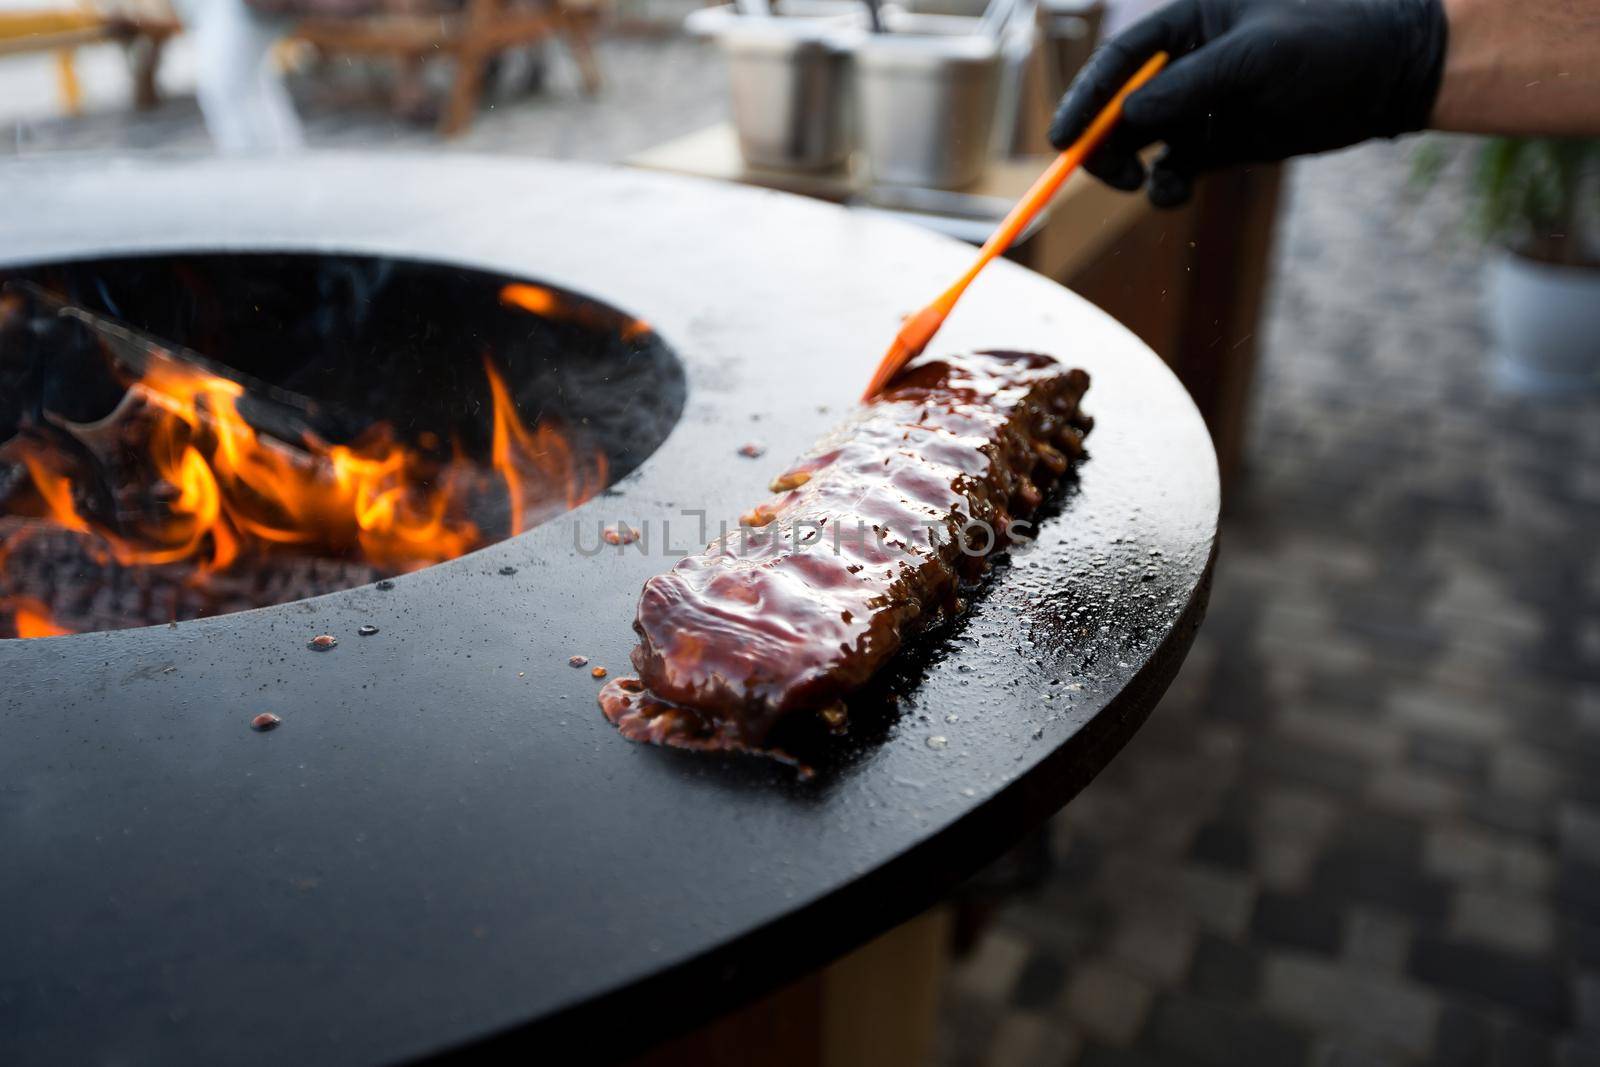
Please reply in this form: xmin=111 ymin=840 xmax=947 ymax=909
xmin=1485 ymin=248 xmax=1600 ymax=394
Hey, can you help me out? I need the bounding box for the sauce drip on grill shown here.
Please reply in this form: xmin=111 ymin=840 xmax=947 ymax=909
xmin=599 ymin=351 xmax=1092 ymax=769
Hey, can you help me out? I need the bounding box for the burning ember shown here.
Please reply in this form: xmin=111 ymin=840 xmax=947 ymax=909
xmin=9 ymin=596 xmax=71 ymax=638
xmin=501 ymin=283 xmax=653 ymax=342
xmin=1 ymin=284 xmax=608 ymax=638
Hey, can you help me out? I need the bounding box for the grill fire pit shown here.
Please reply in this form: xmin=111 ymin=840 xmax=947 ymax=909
xmin=0 ymin=251 xmax=683 ymax=637
xmin=0 ymin=156 xmax=1219 ymax=1065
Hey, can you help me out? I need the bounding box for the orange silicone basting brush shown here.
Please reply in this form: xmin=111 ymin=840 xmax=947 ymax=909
xmin=861 ymin=51 xmax=1169 ymax=401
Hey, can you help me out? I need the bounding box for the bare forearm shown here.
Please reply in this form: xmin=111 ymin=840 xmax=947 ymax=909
xmin=1052 ymin=0 xmax=1595 ymax=206
xmin=1433 ymin=0 xmax=1600 ymax=135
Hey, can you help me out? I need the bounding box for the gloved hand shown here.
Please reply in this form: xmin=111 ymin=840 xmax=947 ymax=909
xmin=1050 ymin=0 xmax=1449 ymax=206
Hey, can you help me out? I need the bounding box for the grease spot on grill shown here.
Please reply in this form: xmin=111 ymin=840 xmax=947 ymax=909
xmin=375 ymin=579 xmax=395 ymax=591
xmin=769 ymin=470 xmax=811 ymax=493
xmin=740 ymin=504 xmax=777 ymax=528
xmin=251 ymin=712 xmax=281 ymax=732
xmin=357 ymin=625 xmax=379 ymax=637
xmin=737 ymin=442 xmax=766 ymax=459
xmin=498 ymin=565 xmax=518 ymax=576
xmin=568 ymin=655 xmax=589 ymax=668
xmin=308 ymin=634 xmax=337 ymax=651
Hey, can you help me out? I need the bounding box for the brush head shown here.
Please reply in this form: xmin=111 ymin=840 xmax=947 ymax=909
xmin=858 ymin=53 xmax=1170 ymax=405
xmin=861 ymin=304 xmax=947 ymax=401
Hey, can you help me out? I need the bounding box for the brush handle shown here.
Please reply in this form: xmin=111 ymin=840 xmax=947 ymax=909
xmin=862 ymin=52 xmax=1169 ymax=401
xmin=938 ymin=51 xmax=1169 ymax=314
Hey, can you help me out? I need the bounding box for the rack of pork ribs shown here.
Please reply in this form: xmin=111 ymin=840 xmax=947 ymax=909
xmin=599 ymin=350 xmax=1092 ymax=768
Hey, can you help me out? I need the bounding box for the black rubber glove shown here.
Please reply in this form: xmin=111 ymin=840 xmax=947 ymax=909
xmin=1049 ymin=0 xmax=1449 ymax=207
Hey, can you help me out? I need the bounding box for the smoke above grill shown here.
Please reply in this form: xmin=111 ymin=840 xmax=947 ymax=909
xmin=0 ymin=252 xmax=685 ymax=638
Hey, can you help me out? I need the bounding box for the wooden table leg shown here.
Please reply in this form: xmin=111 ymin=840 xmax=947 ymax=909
xmin=130 ymin=32 xmax=166 ymax=111
xmin=440 ymin=49 xmax=487 ymax=135
xmin=439 ymin=0 xmax=502 ymax=135
xmin=1171 ymin=164 xmax=1284 ymax=491
xmin=1066 ymin=164 xmax=1283 ymax=494
xmin=627 ymin=907 xmax=953 ymax=1067
xmin=558 ymin=8 xmax=602 ymax=95
xmin=819 ymin=906 xmax=951 ymax=1067
xmin=54 ymin=48 xmax=82 ymax=116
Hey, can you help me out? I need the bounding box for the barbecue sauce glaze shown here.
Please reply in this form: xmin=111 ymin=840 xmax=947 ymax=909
xmin=599 ymin=351 xmax=1092 ymax=767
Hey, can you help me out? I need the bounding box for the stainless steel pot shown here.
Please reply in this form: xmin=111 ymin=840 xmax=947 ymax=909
xmin=724 ymin=25 xmax=854 ymax=172
xmin=852 ymin=19 xmax=1001 ymax=189
xmin=688 ymin=4 xmax=861 ymax=173
xmin=1040 ymin=0 xmax=1105 ymax=95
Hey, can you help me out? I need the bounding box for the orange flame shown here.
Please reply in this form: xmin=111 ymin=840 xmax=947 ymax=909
xmin=12 ymin=597 xmax=72 ymax=638
xmin=501 ymin=283 xmax=653 ymax=342
xmin=487 ymin=356 xmax=608 ymax=536
xmin=2 ymin=351 xmax=603 ymax=637
xmin=500 ymin=283 xmax=561 ymax=317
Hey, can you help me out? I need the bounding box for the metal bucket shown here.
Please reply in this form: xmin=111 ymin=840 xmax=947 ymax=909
xmin=689 ymin=4 xmax=861 ymax=173
xmin=725 ymin=26 xmax=854 ymax=171
xmin=1040 ymin=0 xmax=1105 ymax=95
xmin=852 ymin=18 xmax=1001 ymax=189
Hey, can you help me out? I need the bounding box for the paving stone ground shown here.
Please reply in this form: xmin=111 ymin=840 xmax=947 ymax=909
xmin=2 ymin=29 xmax=1597 ymax=1067
xmin=941 ymin=140 xmax=1600 ymax=1067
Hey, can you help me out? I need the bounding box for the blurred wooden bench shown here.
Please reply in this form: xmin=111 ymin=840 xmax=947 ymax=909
xmin=0 ymin=5 xmax=178 ymax=114
xmin=294 ymin=0 xmax=603 ymax=136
